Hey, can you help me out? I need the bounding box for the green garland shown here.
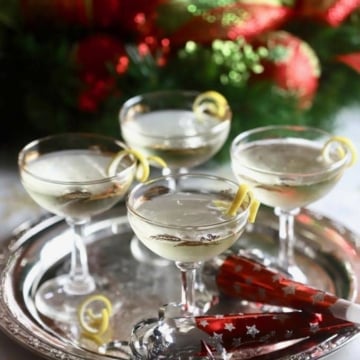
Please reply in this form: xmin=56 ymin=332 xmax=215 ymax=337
xmin=1 ymin=6 xmax=360 ymax=161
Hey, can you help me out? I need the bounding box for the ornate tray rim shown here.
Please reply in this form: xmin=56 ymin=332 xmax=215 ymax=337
xmin=1 ymin=207 xmax=360 ymax=360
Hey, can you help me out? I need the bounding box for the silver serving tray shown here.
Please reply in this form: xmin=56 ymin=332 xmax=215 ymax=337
xmin=1 ymin=206 xmax=360 ymax=359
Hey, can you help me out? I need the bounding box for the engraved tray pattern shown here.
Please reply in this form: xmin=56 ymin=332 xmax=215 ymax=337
xmin=1 ymin=206 xmax=360 ymax=359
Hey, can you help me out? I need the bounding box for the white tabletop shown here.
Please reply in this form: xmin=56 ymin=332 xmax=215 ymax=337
xmin=1 ymin=107 xmax=360 ymax=358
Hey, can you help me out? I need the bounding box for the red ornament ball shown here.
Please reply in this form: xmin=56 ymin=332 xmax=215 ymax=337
xmin=254 ymin=31 xmax=321 ymax=108
xmin=74 ymin=34 xmax=128 ymax=112
xmin=168 ymin=1 xmax=295 ymax=45
xmin=297 ymin=0 xmax=360 ymax=27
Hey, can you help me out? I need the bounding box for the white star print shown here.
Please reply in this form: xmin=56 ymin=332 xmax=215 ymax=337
xmin=272 ymin=273 xmax=282 ymax=283
xmin=253 ymin=263 xmax=262 ymax=272
xmin=235 ymin=265 xmax=243 ymax=272
xmin=282 ymin=285 xmax=296 ymax=296
xmin=245 ymin=276 xmax=253 ymax=284
xmin=285 ymin=329 xmax=293 ymax=338
xmin=309 ymin=322 xmax=320 ymax=333
xmin=224 ymin=322 xmax=236 ymax=332
xmin=246 ymin=324 xmax=260 ymax=338
xmin=212 ymin=332 xmax=223 ymax=343
xmin=311 ymin=291 xmax=325 ymax=304
xmin=232 ymin=337 xmax=242 ymax=347
xmin=199 ymin=320 xmax=209 ymax=328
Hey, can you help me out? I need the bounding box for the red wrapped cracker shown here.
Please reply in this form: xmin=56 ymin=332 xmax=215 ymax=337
xmin=194 ymin=310 xmax=353 ymax=355
xmin=136 ymin=251 xmax=357 ymax=358
xmin=148 ymin=308 xmax=353 ymax=357
xmin=204 ymin=252 xmax=360 ymax=324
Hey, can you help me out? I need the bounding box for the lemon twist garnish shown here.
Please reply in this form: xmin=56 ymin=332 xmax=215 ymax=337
xmin=107 ymin=148 xmax=149 ymax=182
xmin=226 ymin=184 xmax=260 ymax=223
xmin=147 ymin=155 xmax=168 ymax=170
xmin=193 ymin=90 xmax=230 ymax=121
xmin=78 ymin=294 xmax=112 ymax=345
xmin=107 ymin=149 xmax=167 ymax=182
xmin=248 ymin=198 xmax=261 ymax=223
xmin=322 ymin=136 xmax=358 ymax=168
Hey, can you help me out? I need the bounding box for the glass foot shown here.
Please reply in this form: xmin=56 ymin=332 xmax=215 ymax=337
xmin=98 ymin=340 xmax=133 ymax=359
xmin=130 ymin=235 xmax=171 ymax=267
xmin=130 ymin=312 xmax=210 ymax=359
xmin=34 ymin=274 xmax=117 ymax=323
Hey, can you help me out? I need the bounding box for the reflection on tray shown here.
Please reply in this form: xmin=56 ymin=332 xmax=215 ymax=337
xmin=1 ymin=206 xmax=360 ymax=359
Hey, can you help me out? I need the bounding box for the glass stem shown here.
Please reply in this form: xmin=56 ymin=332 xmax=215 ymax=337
xmin=162 ymin=167 xmax=188 ymax=176
xmin=162 ymin=167 xmax=189 ymax=191
xmin=274 ymin=207 xmax=300 ymax=270
xmin=64 ymin=217 xmax=96 ymax=295
xmin=175 ymin=261 xmax=201 ymax=315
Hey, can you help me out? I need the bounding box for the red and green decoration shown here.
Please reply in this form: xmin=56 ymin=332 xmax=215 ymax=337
xmin=1 ymin=0 xmax=360 ymax=159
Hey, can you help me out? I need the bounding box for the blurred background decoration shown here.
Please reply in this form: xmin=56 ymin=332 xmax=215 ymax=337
xmin=0 ymin=0 xmax=360 ymax=160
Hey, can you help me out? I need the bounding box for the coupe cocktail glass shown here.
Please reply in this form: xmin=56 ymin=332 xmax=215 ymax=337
xmin=126 ymin=173 xmax=254 ymax=358
xmin=18 ymin=133 xmax=137 ymax=322
xmin=119 ymin=90 xmax=232 ymax=175
xmin=230 ymin=125 xmax=354 ymax=282
xmin=119 ymin=90 xmax=232 ymax=268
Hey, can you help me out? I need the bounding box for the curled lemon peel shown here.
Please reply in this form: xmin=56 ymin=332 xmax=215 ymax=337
xmin=147 ymin=155 xmax=168 ymax=169
xmin=225 ymin=184 xmax=260 ymax=223
xmin=107 ymin=149 xmax=167 ymax=182
xmin=107 ymin=148 xmax=150 ymax=182
xmin=78 ymin=294 xmax=112 ymax=339
xmin=193 ymin=90 xmax=230 ymax=121
xmin=322 ymin=136 xmax=358 ymax=168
